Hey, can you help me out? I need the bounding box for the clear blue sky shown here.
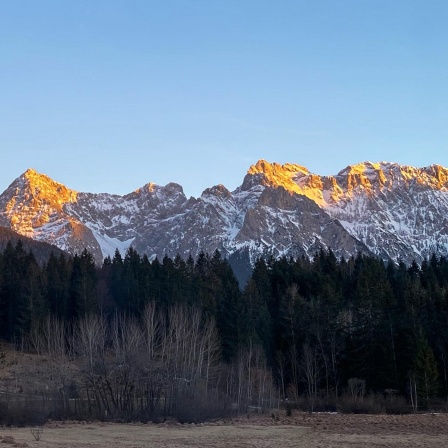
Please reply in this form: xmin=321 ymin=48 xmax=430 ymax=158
xmin=1 ymin=0 xmax=447 ymax=197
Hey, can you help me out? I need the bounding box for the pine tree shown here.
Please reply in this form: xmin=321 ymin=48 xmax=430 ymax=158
xmin=123 ymin=247 xmax=143 ymax=313
xmin=69 ymin=250 xmax=98 ymax=318
xmin=413 ymin=330 xmax=440 ymax=408
xmin=0 ymin=241 xmax=31 ymax=340
xmin=211 ymin=251 xmax=240 ymax=361
xmin=45 ymin=252 xmax=70 ymax=318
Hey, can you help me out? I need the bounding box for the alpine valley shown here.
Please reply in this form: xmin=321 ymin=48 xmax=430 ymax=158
xmin=1 ymin=160 xmax=448 ymax=272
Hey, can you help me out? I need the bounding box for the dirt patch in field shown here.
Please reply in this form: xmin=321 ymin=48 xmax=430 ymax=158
xmin=1 ymin=413 xmax=448 ymax=448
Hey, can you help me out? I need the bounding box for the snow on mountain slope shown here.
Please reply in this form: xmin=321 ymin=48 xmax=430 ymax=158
xmin=0 ymin=160 xmax=447 ymax=265
xmin=247 ymin=160 xmax=448 ymax=264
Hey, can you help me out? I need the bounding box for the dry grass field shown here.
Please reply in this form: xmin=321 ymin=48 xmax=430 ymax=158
xmin=1 ymin=413 xmax=448 ymax=448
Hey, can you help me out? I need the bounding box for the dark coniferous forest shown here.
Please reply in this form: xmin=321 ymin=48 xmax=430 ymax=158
xmin=1 ymin=240 xmax=448 ymax=422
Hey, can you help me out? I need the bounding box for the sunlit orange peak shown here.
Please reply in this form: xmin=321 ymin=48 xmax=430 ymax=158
xmin=21 ymin=168 xmax=78 ymax=203
xmin=248 ymin=159 xmax=309 ymax=176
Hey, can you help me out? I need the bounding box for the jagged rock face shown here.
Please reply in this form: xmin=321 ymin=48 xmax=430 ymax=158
xmin=0 ymin=169 xmax=103 ymax=262
xmin=233 ymin=186 xmax=368 ymax=261
xmin=1 ymin=160 xmax=447 ymax=265
xmin=301 ymin=162 xmax=448 ymax=264
xmin=247 ymin=160 xmax=448 ymax=264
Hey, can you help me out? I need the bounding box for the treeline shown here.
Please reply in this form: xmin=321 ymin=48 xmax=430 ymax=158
xmin=0 ymin=243 xmax=241 ymax=362
xmin=246 ymin=251 xmax=448 ymax=411
xmin=1 ymin=241 xmax=448 ymax=420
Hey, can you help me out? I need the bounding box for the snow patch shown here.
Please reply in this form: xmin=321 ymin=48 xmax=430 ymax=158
xmin=91 ymin=231 xmax=135 ymax=259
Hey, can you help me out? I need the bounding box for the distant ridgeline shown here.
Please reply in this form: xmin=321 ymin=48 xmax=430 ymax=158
xmin=0 ymin=239 xmax=448 ymax=407
xmin=0 ymin=226 xmax=66 ymax=264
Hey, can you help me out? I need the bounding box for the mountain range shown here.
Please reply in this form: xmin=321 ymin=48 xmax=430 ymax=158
xmin=1 ymin=160 xmax=447 ymax=270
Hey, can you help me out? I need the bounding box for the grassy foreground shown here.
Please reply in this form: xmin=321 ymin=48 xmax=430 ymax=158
xmin=2 ymin=413 xmax=448 ymax=448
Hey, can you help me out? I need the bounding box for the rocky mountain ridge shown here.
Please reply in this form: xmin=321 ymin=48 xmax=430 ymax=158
xmin=0 ymin=225 xmax=66 ymax=264
xmin=1 ymin=160 xmax=447 ymax=266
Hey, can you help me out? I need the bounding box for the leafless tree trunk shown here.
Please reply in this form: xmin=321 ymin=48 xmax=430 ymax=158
xmin=76 ymin=314 xmax=107 ymax=369
xmin=301 ymin=343 xmax=322 ymax=411
xmin=29 ymin=318 xmax=44 ymax=355
xmin=408 ymin=372 xmax=418 ymax=411
xmin=43 ymin=315 xmax=67 ymax=362
xmin=142 ymin=301 xmax=161 ymax=361
xmin=290 ymin=344 xmax=300 ymax=403
xmin=202 ymin=318 xmax=220 ymax=397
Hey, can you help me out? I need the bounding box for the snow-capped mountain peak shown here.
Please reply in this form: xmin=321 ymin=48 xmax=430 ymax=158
xmin=1 ymin=161 xmax=448 ymax=267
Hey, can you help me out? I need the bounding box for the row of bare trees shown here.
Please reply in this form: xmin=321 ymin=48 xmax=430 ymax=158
xmin=24 ymin=303 xmax=278 ymax=422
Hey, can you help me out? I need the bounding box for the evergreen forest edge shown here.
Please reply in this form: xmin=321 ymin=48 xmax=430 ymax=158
xmin=1 ymin=239 xmax=448 ymax=424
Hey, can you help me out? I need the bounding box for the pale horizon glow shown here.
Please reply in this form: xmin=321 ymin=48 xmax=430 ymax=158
xmin=1 ymin=1 xmax=447 ymax=198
